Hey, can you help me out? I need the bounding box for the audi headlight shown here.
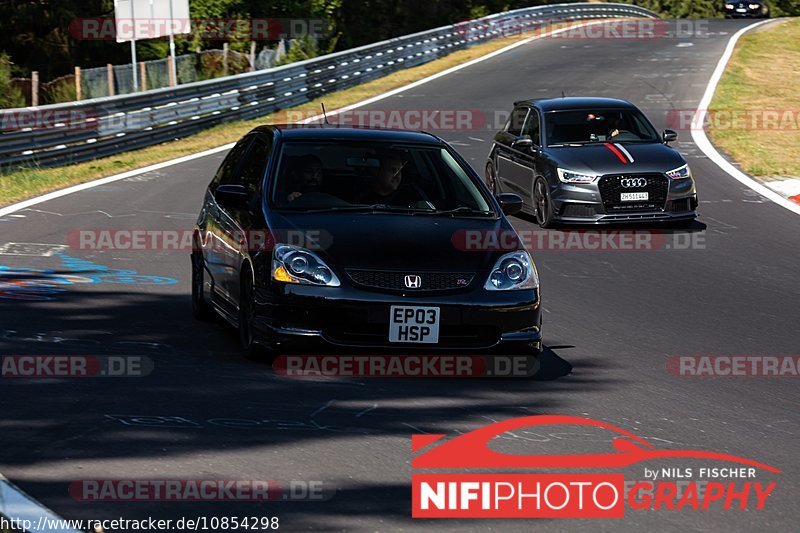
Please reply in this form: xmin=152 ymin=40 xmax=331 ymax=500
xmin=485 ymin=251 xmax=539 ymax=291
xmin=666 ymin=163 xmax=692 ymax=180
xmin=272 ymin=244 xmax=340 ymax=286
xmin=725 ymin=3 xmax=734 ymax=8
xmin=748 ymin=3 xmax=760 ymax=8
xmin=556 ymin=168 xmax=599 ymax=184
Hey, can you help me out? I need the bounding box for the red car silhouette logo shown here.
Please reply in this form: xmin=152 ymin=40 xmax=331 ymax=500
xmin=412 ymin=415 xmax=780 ymax=472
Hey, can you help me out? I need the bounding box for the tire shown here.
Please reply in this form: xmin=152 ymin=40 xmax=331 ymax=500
xmin=533 ymin=178 xmax=554 ymax=228
xmin=191 ymin=251 xmax=214 ymax=321
xmin=485 ymin=161 xmax=499 ymax=195
xmin=238 ymin=270 xmax=260 ymax=359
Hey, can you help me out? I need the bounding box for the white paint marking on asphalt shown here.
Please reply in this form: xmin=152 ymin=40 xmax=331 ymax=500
xmin=0 ymin=475 xmax=82 ymax=533
xmin=691 ymin=20 xmax=800 ymax=217
xmin=311 ymin=399 xmax=336 ymax=418
xmin=0 ymin=143 xmax=234 ymax=218
xmin=355 ymin=404 xmax=378 ymax=418
xmin=0 ymin=20 xmax=611 ymax=219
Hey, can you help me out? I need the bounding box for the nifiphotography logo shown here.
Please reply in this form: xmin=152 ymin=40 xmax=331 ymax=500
xmin=411 ymin=415 xmax=780 ymax=518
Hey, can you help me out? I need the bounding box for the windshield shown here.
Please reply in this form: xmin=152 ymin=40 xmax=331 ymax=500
xmin=545 ymin=108 xmax=660 ymax=146
xmin=270 ymin=141 xmax=494 ymax=215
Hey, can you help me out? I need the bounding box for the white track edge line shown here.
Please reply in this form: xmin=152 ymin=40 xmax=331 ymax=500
xmin=691 ymin=19 xmax=800 ymax=216
xmin=0 ymin=475 xmax=82 ymax=533
xmin=0 ymin=19 xmax=608 ymax=218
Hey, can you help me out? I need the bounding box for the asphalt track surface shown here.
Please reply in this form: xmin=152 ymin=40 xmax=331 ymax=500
xmin=1 ymin=19 xmax=798 ymax=532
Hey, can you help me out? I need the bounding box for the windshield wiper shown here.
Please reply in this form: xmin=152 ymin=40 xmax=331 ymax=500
xmin=294 ymin=204 xmax=432 ymax=214
xmin=429 ymin=206 xmax=495 ymax=217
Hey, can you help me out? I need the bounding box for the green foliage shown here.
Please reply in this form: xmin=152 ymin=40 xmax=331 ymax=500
xmin=0 ymin=52 xmax=26 ymax=108
xmin=2 ymin=0 xmax=798 ymax=84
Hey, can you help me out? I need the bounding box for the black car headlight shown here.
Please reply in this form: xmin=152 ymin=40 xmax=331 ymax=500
xmin=725 ymin=3 xmax=734 ymax=8
xmin=272 ymin=244 xmax=340 ymax=287
xmin=484 ymin=251 xmax=539 ymax=291
xmin=666 ymin=163 xmax=692 ymax=180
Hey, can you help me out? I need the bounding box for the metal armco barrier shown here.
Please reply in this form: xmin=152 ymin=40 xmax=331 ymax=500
xmin=0 ymin=3 xmax=657 ymax=169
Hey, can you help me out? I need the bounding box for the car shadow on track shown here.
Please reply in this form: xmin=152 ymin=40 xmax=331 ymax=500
xmin=0 ymin=289 xmax=622 ymax=526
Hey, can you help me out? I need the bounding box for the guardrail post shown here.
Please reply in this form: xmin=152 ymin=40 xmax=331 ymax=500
xmin=167 ymin=55 xmax=176 ymax=87
xmin=107 ymin=63 xmax=115 ymax=96
xmin=140 ymin=62 xmax=147 ymax=91
xmin=223 ymin=43 xmax=229 ymax=76
xmin=74 ymin=66 xmax=81 ymax=100
xmin=31 ymin=71 xmax=39 ymax=106
xmin=250 ymin=41 xmax=256 ymax=71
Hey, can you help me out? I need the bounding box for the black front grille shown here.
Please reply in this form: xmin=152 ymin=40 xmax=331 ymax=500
xmin=598 ymin=174 xmax=668 ymax=212
xmin=560 ymin=204 xmax=599 ymax=218
xmin=346 ymin=270 xmax=474 ymax=291
xmin=667 ymin=198 xmax=692 ymax=212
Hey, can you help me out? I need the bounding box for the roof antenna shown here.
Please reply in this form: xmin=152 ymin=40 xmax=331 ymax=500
xmin=321 ymin=102 xmax=331 ymax=125
xmin=561 ymin=90 xmax=566 ymax=98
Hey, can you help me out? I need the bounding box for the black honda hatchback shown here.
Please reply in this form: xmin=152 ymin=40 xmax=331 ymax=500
xmin=192 ymin=126 xmax=541 ymax=357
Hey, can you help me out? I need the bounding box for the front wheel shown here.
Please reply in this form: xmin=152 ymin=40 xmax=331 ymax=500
xmin=191 ymin=252 xmax=214 ymax=321
xmin=533 ymin=178 xmax=555 ymax=228
xmin=238 ymin=272 xmax=261 ymax=359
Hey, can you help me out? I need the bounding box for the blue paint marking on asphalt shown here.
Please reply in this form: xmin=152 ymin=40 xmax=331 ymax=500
xmin=0 ymin=252 xmax=177 ymax=301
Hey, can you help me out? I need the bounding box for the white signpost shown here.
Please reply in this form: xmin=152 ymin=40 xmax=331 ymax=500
xmin=114 ymin=0 xmax=191 ymax=91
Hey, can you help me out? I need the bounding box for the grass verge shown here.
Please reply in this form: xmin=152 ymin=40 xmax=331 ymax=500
xmin=0 ymin=21 xmax=591 ymax=208
xmin=707 ymin=18 xmax=800 ymax=178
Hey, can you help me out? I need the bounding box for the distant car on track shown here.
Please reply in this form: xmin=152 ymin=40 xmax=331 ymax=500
xmin=724 ymin=1 xmax=770 ymax=18
xmin=485 ymin=97 xmax=698 ymax=227
xmin=192 ymin=126 xmax=541 ymax=358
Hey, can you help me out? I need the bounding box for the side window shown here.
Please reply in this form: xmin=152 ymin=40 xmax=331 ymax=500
xmin=212 ymin=139 xmax=250 ymax=188
xmin=522 ymin=110 xmax=541 ymax=146
xmin=238 ymin=137 xmax=272 ymax=195
xmin=505 ymin=107 xmax=529 ymax=136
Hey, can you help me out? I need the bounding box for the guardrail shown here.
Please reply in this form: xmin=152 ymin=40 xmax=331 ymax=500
xmin=0 ymin=3 xmax=658 ymax=169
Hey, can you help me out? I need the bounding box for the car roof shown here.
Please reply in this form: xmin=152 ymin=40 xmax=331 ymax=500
xmin=251 ymin=124 xmax=443 ymax=144
xmin=514 ymin=97 xmax=638 ymax=112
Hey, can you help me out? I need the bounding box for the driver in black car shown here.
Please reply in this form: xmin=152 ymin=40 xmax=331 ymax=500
xmin=285 ymin=154 xmax=324 ymax=203
xmin=355 ymin=150 xmax=417 ymax=205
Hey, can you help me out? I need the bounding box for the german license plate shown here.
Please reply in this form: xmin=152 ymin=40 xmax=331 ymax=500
xmin=389 ymin=306 xmax=440 ymax=343
xmin=621 ymin=192 xmax=649 ymax=201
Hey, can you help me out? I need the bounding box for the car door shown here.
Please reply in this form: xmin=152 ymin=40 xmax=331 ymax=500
xmin=223 ymin=134 xmax=273 ymax=308
xmin=512 ymin=107 xmax=542 ymax=205
xmin=494 ymin=106 xmax=533 ymax=197
xmin=204 ymin=138 xmax=251 ymax=310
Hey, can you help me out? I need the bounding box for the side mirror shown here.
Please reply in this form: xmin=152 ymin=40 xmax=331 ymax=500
xmin=513 ymin=135 xmax=533 ymax=150
xmin=496 ymin=193 xmax=523 ymax=216
xmin=215 ymin=184 xmax=251 ymax=206
xmin=663 ymin=129 xmax=678 ymax=143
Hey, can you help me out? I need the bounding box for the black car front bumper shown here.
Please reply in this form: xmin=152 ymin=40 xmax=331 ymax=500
xmin=252 ymin=283 xmax=541 ymax=355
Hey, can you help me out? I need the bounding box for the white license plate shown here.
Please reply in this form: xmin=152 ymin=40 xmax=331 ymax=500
xmin=389 ymin=305 xmax=440 ymax=343
xmin=736 ymin=8 xmax=747 ymax=12
xmin=620 ymin=192 xmax=649 ymax=201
